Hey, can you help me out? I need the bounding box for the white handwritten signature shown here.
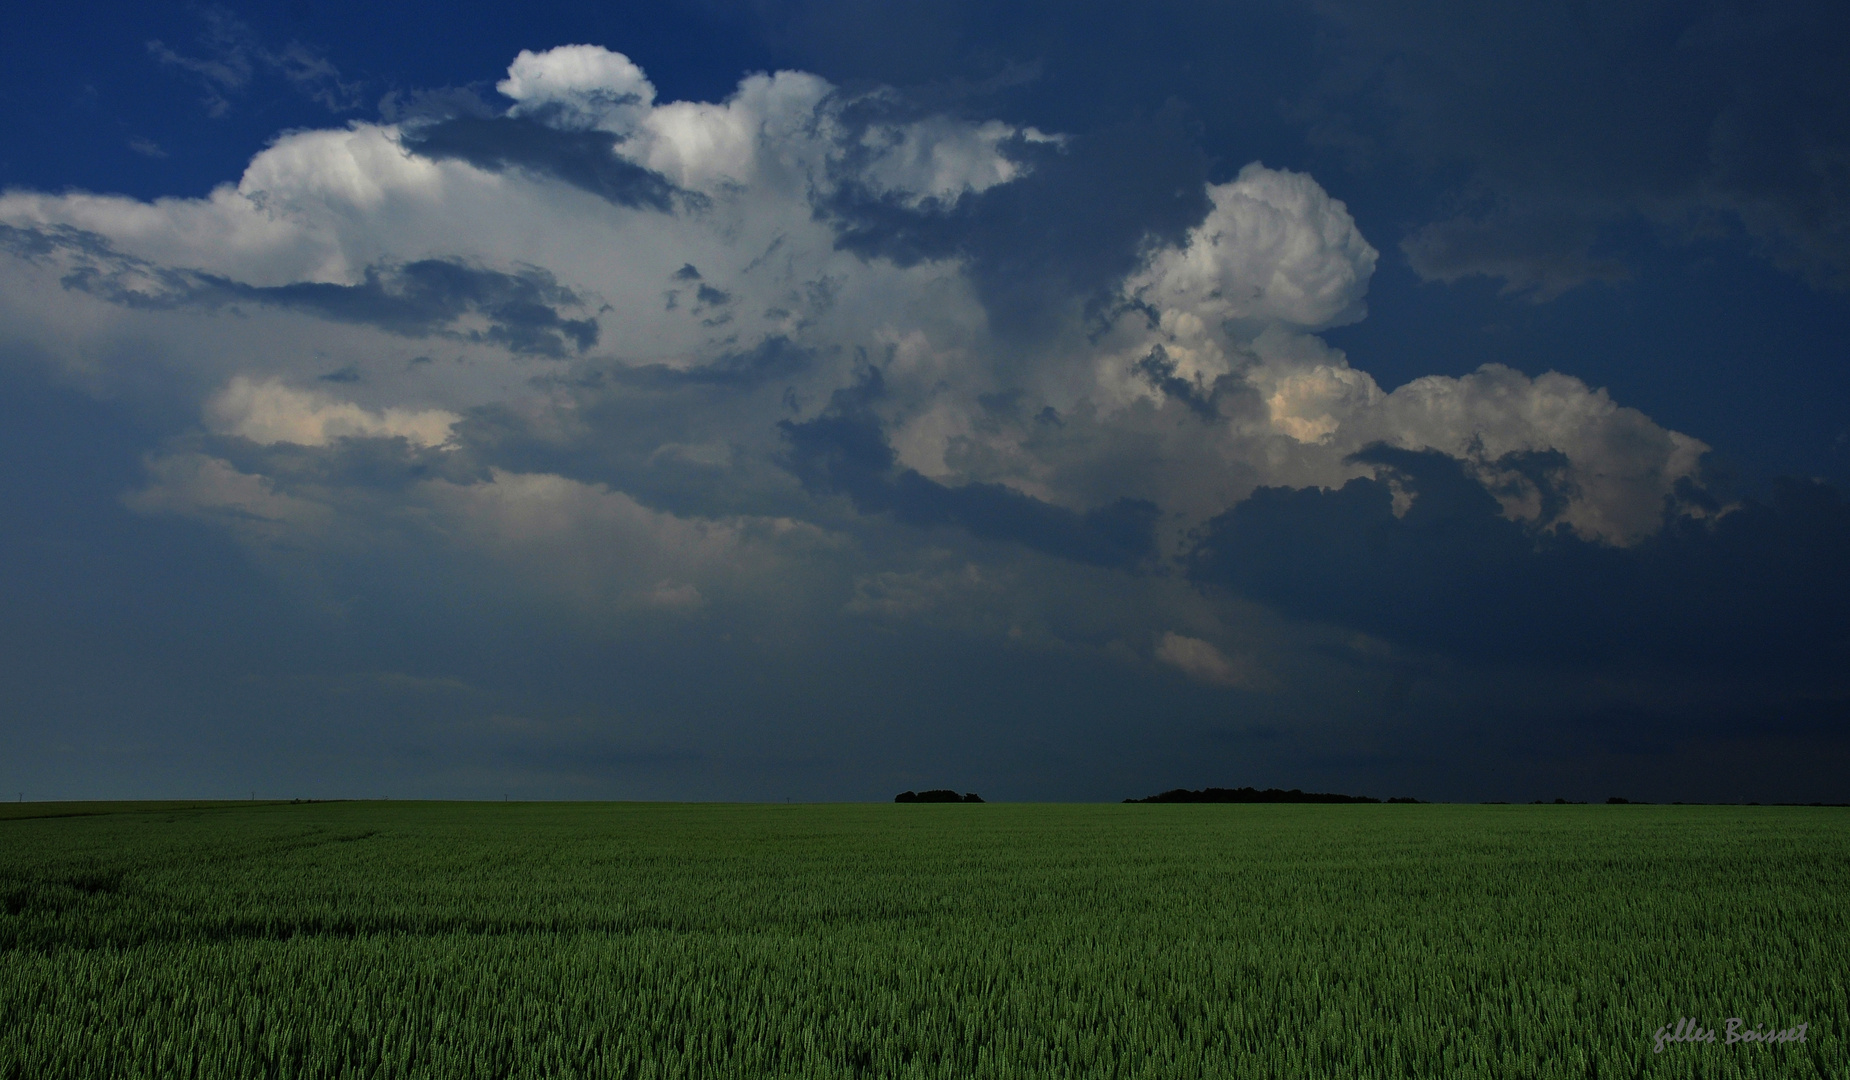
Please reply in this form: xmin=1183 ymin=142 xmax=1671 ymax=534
xmin=1654 ymin=1017 xmax=1809 ymax=1053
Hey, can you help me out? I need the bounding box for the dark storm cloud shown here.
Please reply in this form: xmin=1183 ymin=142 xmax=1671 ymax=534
xmin=1562 ymin=698 xmax=1850 ymax=758
xmin=11 ymin=224 xmax=599 ymax=357
xmin=1191 ymin=445 xmax=1850 ymax=668
xmin=0 ymin=361 xmax=300 ymax=722
xmin=726 ymin=0 xmax=1850 ymax=297
xmin=1308 ymin=0 xmax=1850 ymax=294
xmin=706 ymin=0 xmax=1317 ymax=132
xmin=779 ymin=371 xmax=1158 ymax=567
xmin=10 ymin=22 xmax=1848 ymax=807
xmin=819 ymin=108 xmax=1211 ymax=336
xmin=400 ymin=115 xmax=681 ymax=212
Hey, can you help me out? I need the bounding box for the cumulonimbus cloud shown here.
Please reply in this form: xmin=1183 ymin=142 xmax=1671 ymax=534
xmin=0 ymin=44 xmax=1724 ymax=661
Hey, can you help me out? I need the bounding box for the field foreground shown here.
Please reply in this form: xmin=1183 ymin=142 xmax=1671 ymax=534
xmin=1 ymin=801 xmax=1843 ymax=1078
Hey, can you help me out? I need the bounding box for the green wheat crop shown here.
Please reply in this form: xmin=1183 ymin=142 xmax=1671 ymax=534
xmin=1 ymin=801 xmax=1843 ymax=1078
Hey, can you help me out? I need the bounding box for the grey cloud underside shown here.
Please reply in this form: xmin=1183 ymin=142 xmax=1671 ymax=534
xmin=1191 ymin=445 xmax=1850 ymax=667
xmin=439 ymin=344 xmax=825 ymax=521
xmin=583 ymin=336 xmax=812 ymax=390
xmin=4 ymin=225 xmax=598 ymax=357
xmin=218 ymin=261 xmax=601 ymax=357
xmin=199 ymin=431 xmax=493 ymax=501
xmin=779 ymin=372 xmax=1158 ymax=568
xmin=0 ymin=222 xmax=104 ymax=262
xmin=435 ymin=341 xmax=1164 ymax=563
xmin=400 ymin=116 xmax=683 ymax=212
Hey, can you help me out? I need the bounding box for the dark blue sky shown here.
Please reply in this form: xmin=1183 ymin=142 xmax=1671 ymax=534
xmin=3 ymin=1 xmax=1846 ymax=802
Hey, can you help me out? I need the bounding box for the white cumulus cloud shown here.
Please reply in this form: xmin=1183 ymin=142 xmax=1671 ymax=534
xmin=207 ymin=377 xmax=459 ymax=448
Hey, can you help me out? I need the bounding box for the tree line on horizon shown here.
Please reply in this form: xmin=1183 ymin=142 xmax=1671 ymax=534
xmin=1124 ymin=787 xmax=1423 ymax=804
xmin=894 ymin=790 xmax=985 ymax=803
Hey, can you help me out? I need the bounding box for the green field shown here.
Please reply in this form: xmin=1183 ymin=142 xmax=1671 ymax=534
xmin=1 ymin=801 xmax=1843 ymax=1078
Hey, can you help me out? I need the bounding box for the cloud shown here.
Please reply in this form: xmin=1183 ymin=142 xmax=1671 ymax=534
xmin=1190 ymin=446 xmax=1850 ymax=668
xmin=1127 ymin=162 xmax=1378 ymax=335
xmin=0 ymin=44 xmax=1714 ymax=568
xmin=708 ymin=0 xmax=1850 ymax=301
xmin=1352 ymin=364 xmax=1710 ymax=545
xmin=4 ymin=18 xmax=1848 ymax=804
xmin=401 ymin=117 xmax=681 ymax=212
xmin=1154 ymin=632 xmax=1251 ymax=687
xmin=128 ymin=443 xmax=834 ymax=626
xmin=147 ymin=7 xmax=361 ymax=117
xmin=2 ymin=40 xmax=1808 ymax=772
xmin=231 ymin=260 xmax=602 ymax=356
xmin=498 ymin=44 xmax=658 ymax=130
xmin=1400 ymin=207 xmax=1630 ymax=302
xmin=5 ymin=224 xmax=600 ymax=357
xmin=778 ymin=377 xmax=1161 ymax=568
xmin=1308 ymin=0 xmax=1850 ymax=296
xmin=206 ymin=377 xmax=459 ymax=448
xmin=821 ymin=105 xmax=1213 ymax=339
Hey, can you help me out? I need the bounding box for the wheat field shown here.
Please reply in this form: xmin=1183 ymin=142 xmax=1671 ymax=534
xmin=2 ymin=800 xmax=1842 ymax=1078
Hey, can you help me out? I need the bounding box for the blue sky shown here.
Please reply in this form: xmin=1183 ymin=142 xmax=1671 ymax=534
xmin=3 ymin=1 xmax=1846 ymax=803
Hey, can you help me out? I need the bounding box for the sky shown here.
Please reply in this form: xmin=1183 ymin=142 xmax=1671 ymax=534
xmin=2 ymin=0 xmax=1847 ymax=804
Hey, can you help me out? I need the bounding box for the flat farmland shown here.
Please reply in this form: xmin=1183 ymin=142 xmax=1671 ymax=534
xmin=1 ymin=801 xmax=1843 ymax=1078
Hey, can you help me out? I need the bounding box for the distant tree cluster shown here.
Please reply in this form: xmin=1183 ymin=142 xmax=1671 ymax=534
xmin=1124 ymin=787 xmax=1411 ymax=804
xmin=894 ymin=790 xmax=984 ymax=803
